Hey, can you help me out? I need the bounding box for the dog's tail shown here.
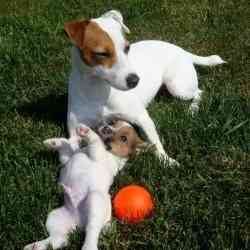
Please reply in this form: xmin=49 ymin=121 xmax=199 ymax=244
xmin=189 ymin=53 xmax=226 ymax=66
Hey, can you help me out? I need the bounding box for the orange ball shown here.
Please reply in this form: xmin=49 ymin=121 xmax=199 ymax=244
xmin=113 ymin=185 xmax=154 ymax=223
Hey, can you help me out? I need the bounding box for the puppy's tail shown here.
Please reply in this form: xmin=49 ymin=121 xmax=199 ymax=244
xmin=190 ymin=53 xmax=226 ymax=66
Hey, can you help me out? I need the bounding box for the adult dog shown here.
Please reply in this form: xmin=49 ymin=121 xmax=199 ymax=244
xmin=64 ymin=10 xmax=225 ymax=165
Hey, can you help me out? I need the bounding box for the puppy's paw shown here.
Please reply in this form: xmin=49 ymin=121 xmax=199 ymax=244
xmin=76 ymin=124 xmax=90 ymax=137
xmin=43 ymin=138 xmax=68 ymax=150
xmin=166 ymin=157 xmax=180 ymax=167
xmin=24 ymin=242 xmax=39 ymax=250
xmin=102 ymin=221 xmax=113 ymax=234
xmin=156 ymin=151 xmax=180 ymax=167
xmin=188 ymin=103 xmax=199 ymax=116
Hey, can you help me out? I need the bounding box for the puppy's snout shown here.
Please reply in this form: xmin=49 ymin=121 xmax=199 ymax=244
xmin=104 ymin=138 xmax=112 ymax=151
xmin=126 ymin=73 xmax=139 ymax=89
xmin=101 ymin=126 xmax=113 ymax=135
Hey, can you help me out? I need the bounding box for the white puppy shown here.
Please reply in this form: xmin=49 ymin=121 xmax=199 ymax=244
xmin=64 ymin=10 xmax=225 ymax=165
xmin=24 ymin=120 xmax=146 ymax=250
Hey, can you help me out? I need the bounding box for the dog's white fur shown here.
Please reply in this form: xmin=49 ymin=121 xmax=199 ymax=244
xmin=67 ymin=10 xmax=225 ymax=165
xmin=24 ymin=124 xmax=128 ymax=250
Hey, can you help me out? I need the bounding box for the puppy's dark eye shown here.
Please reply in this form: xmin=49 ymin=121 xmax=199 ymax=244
xmin=124 ymin=44 xmax=130 ymax=54
xmin=94 ymin=51 xmax=111 ymax=59
xmin=108 ymin=120 xmax=115 ymax=126
xmin=120 ymin=135 xmax=128 ymax=143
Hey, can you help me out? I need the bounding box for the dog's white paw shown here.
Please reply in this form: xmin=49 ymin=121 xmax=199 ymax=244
xmin=102 ymin=221 xmax=112 ymax=234
xmin=76 ymin=124 xmax=90 ymax=137
xmin=189 ymin=103 xmax=199 ymax=115
xmin=43 ymin=138 xmax=68 ymax=150
xmin=157 ymin=151 xmax=179 ymax=167
xmin=24 ymin=242 xmax=39 ymax=250
xmin=166 ymin=157 xmax=180 ymax=167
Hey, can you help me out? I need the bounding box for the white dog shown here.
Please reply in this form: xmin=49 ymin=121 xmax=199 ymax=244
xmin=64 ymin=10 xmax=225 ymax=165
xmin=24 ymin=120 xmax=146 ymax=250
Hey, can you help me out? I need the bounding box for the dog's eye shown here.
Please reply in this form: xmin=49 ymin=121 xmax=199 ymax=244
xmin=94 ymin=51 xmax=111 ymax=59
xmin=124 ymin=44 xmax=130 ymax=54
xmin=120 ymin=135 xmax=128 ymax=143
xmin=108 ymin=120 xmax=115 ymax=126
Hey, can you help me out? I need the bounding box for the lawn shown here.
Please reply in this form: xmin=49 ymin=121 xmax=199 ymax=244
xmin=0 ymin=0 xmax=249 ymax=249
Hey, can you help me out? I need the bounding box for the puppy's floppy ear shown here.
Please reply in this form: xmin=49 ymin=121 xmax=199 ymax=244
xmin=102 ymin=10 xmax=130 ymax=34
xmin=64 ymin=20 xmax=89 ymax=48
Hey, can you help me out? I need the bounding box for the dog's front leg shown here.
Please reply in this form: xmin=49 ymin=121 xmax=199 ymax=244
xmin=43 ymin=138 xmax=75 ymax=165
xmin=135 ymin=110 xmax=179 ymax=166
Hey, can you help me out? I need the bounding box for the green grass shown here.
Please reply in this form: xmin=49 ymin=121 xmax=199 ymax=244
xmin=1 ymin=0 xmax=250 ymax=249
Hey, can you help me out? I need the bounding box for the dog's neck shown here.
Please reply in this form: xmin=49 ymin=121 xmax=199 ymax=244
xmin=104 ymin=152 xmax=127 ymax=177
xmin=110 ymin=152 xmax=127 ymax=173
xmin=87 ymin=141 xmax=127 ymax=175
xmin=71 ymin=47 xmax=112 ymax=103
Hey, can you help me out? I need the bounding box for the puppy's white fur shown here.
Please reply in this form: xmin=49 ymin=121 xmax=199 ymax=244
xmin=24 ymin=124 xmax=127 ymax=250
xmin=67 ymin=10 xmax=225 ymax=165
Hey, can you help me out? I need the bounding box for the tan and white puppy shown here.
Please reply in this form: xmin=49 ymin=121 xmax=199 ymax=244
xmin=65 ymin=10 xmax=225 ymax=165
xmin=24 ymin=120 xmax=145 ymax=250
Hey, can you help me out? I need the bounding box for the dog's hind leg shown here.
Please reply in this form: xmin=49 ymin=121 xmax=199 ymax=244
xmin=82 ymin=192 xmax=111 ymax=250
xmin=162 ymin=60 xmax=203 ymax=114
xmin=24 ymin=206 xmax=77 ymax=250
xmin=189 ymin=89 xmax=203 ymax=115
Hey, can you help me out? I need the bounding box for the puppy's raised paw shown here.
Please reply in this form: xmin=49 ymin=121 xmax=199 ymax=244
xmin=188 ymin=103 xmax=199 ymax=116
xmin=157 ymin=151 xmax=180 ymax=167
xmin=24 ymin=242 xmax=39 ymax=250
xmin=166 ymin=157 xmax=180 ymax=167
xmin=43 ymin=138 xmax=68 ymax=150
xmin=77 ymin=124 xmax=90 ymax=137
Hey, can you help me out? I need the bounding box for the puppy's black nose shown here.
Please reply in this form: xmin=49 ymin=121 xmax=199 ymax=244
xmin=102 ymin=126 xmax=113 ymax=135
xmin=126 ymin=73 xmax=139 ymax=89
xmin=104 ymin=138 xmax=112 ymax=151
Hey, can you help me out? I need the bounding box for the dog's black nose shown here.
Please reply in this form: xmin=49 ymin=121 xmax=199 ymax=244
xmin=126 ymin=73 xmax=139 ymax=89
xmin=101 ymin=126 xmax=113 ymax=135
xmin=104 ymin=138 xmax=112 ymax=151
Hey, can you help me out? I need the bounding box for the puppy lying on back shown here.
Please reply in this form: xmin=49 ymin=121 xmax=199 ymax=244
xmin=24 ymin=119 xmax=146 ymax=250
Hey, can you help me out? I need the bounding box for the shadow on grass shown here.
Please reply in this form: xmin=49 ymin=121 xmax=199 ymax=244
xmin=17 ymin=93 xmax=68 ymax=129
xmin=15 ymin=79 xmax=210 ymax=129
xmin=155 ymin=85 xmax=174 ymax=102
xmin=16 ymin=87 xmax=173 ymax=121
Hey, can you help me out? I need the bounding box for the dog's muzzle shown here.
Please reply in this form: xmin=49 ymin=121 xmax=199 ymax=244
xmin=98 ymin=125 xmax=114 ymax=140
xmin=104 ymin=138 xmax=112 ymax=151
xmin=100 ymin=125 xmax=113 ymax=136
xmin=98 ymin=125 xmax=115 ymax=151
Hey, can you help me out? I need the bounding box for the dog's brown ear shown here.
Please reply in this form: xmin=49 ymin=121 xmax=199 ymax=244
xmin=64 ymin=20 xmax=89 ymax=48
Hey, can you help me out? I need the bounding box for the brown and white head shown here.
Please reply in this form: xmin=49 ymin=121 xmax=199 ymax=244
xmin=97 ymin=116 xmax=149 ymax=158
xmin=64 ymin=10 xmax=140 ymax=91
